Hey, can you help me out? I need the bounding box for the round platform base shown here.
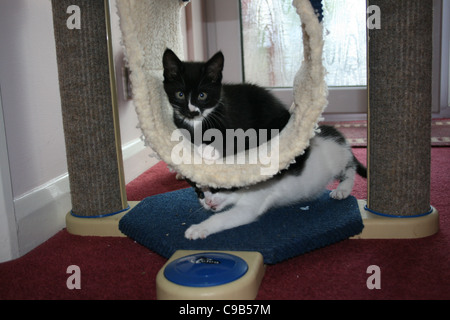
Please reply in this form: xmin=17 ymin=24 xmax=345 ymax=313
xmin=352 ymin=201 xmax=439 ymax=239
xmin=156 ymin=250 xmax=265 ymax=300
xmin=65 ymin=201 xmax=139 ymax=237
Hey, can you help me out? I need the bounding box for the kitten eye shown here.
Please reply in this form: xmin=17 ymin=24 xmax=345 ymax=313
xmin=198 ymin=92 xmax=208 ymax=101
xmin=175 ymin=91 xmax=184 ymax=99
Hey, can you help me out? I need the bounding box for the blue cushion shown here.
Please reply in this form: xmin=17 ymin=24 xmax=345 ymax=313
xmin=119 ymin=188 xmax=364 ymax=264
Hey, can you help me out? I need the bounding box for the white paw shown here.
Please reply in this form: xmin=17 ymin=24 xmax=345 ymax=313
xmin=185 ymin=224 xmax=210 ymax=240
xmin=330 ymin=189 xmax=351 ymax=200
xmin=175 ymin=173 xmax=184 ymax=180
xmin=197 ymin=144 xmax=220 ymax=163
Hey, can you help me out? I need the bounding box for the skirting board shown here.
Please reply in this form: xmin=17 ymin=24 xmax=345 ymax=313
xmin=66 ymin=200 xmax=439 ymax=240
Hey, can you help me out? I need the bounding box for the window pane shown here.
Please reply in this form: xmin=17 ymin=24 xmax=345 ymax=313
xmin=240 ymin=0 xmax=367 ymax=87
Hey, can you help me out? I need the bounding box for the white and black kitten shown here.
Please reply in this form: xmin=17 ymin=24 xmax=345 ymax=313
xmin=162 ymin=49 xmax=366 ymax=240
xmin=185 ymin=125 xmax=367 ymax=240
xmin=163 ymin=48 xmax=290 ymax=158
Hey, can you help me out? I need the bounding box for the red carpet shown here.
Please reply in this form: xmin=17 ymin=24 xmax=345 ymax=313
xmin=1 ymin=148 xmax=449 ymax=300
xmin=320 ymin=119 xmax=450 ymax=147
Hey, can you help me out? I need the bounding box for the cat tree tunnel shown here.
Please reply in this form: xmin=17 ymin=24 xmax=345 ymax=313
xmin=51 ymin=0 xmax=438 ymax=239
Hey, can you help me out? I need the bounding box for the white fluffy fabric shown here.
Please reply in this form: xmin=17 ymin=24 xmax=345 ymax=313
xmin=116 ymin=0 xmax=328 ymax=188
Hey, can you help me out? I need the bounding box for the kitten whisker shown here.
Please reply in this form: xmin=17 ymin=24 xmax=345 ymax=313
xmin=184 ymin=204 xmax=208 ymax=221
xmin=204 ymin=110 xmax=224 ymax=129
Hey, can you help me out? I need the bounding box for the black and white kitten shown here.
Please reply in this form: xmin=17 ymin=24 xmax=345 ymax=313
xmin=162 ymin=48 xmax=290 ymax=159
xmin=185 ymin=125 xmax=367 ymax=240
xmin=162 ymin=49 xmax=366 ymax=240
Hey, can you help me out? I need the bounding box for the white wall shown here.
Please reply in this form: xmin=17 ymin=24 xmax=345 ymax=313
xmin=0 ymin=0 xmax=67 ymax=198
xmin=0 ymin=0 xmax=68 ymax=262
xmin=0 ymin=88 xmax=19 ymax=262
xmin=0 ymin=0 xmax=156 ymax=262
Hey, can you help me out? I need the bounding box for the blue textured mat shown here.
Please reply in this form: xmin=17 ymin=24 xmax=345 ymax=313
xmin=119 ymin=188 xmax=364 ymax=264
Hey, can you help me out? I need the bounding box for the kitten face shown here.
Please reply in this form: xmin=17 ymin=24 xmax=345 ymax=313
xmin=192 ymin=187 xmax=224 ymax=211
xmin=194 ymin=187 xmax=241 ymax=212
xmin=162 ymin=49 xmax=224 ymax=125
xmin=200 ymin=190 xmax=227 ymax=212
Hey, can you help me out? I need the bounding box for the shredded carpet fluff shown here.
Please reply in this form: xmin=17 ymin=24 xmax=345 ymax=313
xmin=116 ymin=0 xmax=328 ymax=188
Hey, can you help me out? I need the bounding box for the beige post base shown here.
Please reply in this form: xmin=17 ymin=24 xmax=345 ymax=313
xmin=65 ymin=200 xmax=439 ymax=240
xmin=65 ymin=201 xmax=140 ymax=237
xmin=156 ymin=250 xmax=265 ymax=300
xmin=352 ymin=200 xmax=439 ymax=239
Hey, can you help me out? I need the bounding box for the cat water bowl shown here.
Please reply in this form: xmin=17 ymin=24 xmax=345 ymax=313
xmin=156 ymin=250 xmax=265 ymax=300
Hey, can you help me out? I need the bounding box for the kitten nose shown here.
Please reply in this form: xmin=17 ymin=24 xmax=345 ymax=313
xmin=188 ymin=103 xmax=201 ymax=117
xmin=188 ymin=102 xmax=198 ymax=113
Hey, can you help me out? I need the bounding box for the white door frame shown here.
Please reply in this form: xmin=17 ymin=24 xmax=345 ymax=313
xmin=0 ymin=86 xmax=19 ymax=263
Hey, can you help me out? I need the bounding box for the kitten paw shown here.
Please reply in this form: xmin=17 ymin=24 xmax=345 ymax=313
xmin=330 ymin=189 xmax=351 ymax=200
xmin=175 ymin=173 xmax=184 ymax=180
xmin=185 ymin=224 xmax=210 ymax=240
xmin=196 ymin=144 xmax=220 ymax=163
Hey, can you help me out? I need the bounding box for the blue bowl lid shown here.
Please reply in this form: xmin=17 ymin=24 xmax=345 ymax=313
xmin=164 ymin=252 xmax=249 ymax=287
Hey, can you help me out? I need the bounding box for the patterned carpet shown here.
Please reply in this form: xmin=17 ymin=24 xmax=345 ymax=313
xmin=321 ymin=119 xmax=450 ymax=147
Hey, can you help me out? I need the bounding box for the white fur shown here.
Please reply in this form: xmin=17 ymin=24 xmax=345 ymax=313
xmin=185 ymin=136 xmax=357 ymax=240
xmin=196 ymin=144 xmax=221 ymax=162
xmin=188 ymin=102 xmax=200 ymax=113
xmin=183 ymin=105 xmax=218 ymax=132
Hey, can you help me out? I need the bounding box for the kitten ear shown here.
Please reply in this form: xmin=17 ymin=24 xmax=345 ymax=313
xmin=205 ymin=51 xmax=224 ymax=82
xmin=163 ymin=48 xmax=182 ymax=80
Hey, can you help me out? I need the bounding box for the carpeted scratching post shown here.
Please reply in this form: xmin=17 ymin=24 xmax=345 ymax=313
xmin=52 ymin=0 xmax=129 ymax=226
xmin=367 ymin=0 xmax=432 ymax=216
xmin=362 ymin=0 xmax=439 ymax=237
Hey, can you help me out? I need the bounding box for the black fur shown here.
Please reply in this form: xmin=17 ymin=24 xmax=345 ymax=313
xmin=354 ymin=156 xmax=367 ymax=178
xmin=317 ymin=125 xmax=367 ymax=179
xmin=163 ymin=49 xmax=290 ymax=156
xmin=316 ymin=125 xmax=347 ymax=145
xmin=316 ymin=125 xmax=367 ymax=178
